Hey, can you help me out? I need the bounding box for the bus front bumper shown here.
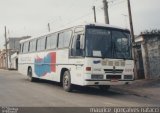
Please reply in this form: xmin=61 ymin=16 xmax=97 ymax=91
xmin=83 ymin=80 xmax=134 ymax=86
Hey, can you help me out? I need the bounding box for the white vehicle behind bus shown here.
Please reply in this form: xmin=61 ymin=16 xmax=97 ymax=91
xmin=18 ymin=23 xmax=134 ymax=92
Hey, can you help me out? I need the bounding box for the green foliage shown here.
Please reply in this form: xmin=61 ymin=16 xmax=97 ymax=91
xmin=142 ymin=29 xmax=160 ymax=35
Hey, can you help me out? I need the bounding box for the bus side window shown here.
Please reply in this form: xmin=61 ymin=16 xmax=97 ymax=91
xmin=37 ymin=37 xmax=46 ymax=51
xmin=23 ymin=42 xmax=29 ymax=53
xmin=46 ymin=34 xmax=57 ymax=49
xmin=71 ymin=34 xmax=84 ymax=57
xmin=29 ymin=40 xmax=36 ymax=52
xmin=58 ymin=31 xmax=72 ymax=48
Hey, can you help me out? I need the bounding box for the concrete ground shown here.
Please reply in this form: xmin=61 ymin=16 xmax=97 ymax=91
xmin=0 ymin=69 xmax=160 ymax=107
xmin=112 ymin=79 xmax=160 ymax=101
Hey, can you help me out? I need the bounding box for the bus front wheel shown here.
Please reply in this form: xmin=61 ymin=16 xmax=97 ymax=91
xmin=62 ymin=71 xmax=73 ymax=92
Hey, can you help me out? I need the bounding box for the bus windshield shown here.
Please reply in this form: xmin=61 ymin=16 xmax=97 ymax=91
xmin=85 ymin=27 xmax=132 ymax=59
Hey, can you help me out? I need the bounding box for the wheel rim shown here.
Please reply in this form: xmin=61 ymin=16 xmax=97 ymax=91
xmin=63 ymin=75 xmax=69 ymax=88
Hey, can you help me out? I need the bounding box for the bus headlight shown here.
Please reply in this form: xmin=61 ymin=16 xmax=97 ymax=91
xmin=91 ymin=75 xmax=103 ymax=80
xmin=124 ymin=75 xmax=133 ymax=80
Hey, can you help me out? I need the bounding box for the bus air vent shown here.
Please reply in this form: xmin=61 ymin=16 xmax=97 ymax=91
xmin=121 ymin=61 xmax=125 ymax=66
xmin=108 ymin=61 xmax=113 ymax=66
xmin=115 ymin=61 xmax=120 ymax=66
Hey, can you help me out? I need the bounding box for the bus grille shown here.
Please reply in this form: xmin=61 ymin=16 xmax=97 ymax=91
xmin=106 ymin=75 xmax=121 ymax=79
xmin=104 ymin=69 xmax=123 ymax=73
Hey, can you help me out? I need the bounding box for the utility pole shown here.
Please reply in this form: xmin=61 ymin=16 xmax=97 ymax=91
xmin=48 ymin=23 xmax=51 ymax=32
xmin=127 ymin=0 xmax=137 ymax=78
xmin=127 ymin=0 xmax=134 ymax=42
xmin=4 ymin=26 xmax=8 ymax=70
xmin=92 ymin=6 xmax=97 ymax=23
xmin=103 ymin=0 xmax=109 ymax=24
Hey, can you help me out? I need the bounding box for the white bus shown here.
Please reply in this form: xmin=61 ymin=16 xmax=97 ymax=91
xmin=18 ymin=23 xmax=134 ymax=92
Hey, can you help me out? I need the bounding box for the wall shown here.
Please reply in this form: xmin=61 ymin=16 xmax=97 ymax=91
xmin=135 ymin=44 xmax=145 ymax=79
xmin=0 ymin=50 xmax=6 ymax=69
xmin=6 ymin=36 xmax=30 ymax=69
xmin=142 ymin=35 xmax=160 ymax=79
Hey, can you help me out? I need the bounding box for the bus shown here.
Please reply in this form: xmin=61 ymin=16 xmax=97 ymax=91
xmin=18 ymin=23 xmax=134 ymax=92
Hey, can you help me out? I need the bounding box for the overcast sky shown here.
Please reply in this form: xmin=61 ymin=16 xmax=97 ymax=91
xmin=0 ymin=0 xmax=160 ymax=49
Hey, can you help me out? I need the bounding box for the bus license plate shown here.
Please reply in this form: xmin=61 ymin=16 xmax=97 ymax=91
xmin=111 ymin=79 xmax=119 ymax=82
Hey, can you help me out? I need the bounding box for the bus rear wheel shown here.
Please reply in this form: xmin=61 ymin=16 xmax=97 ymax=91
xmin=27 ymin=67 xmax=35 ymax=82
xmin=62 ymin=71 xmax=73 ymax=92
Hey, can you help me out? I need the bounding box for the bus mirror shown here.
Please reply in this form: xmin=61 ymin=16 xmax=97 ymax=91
xmin=132 ymin=43 xmax=139 ymax=48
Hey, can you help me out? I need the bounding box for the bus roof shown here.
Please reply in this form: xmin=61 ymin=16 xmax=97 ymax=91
xmin=20 ymin=23 xmax=129 ymax=43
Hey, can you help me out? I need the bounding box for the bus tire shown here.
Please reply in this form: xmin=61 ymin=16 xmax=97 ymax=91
xmin=98 ymin=85 xmax=110 ymax=91
xmin=62 ymin=70 xmax=72 ymax=92
xmin=27 ymin=67 xmax=35 ymax=82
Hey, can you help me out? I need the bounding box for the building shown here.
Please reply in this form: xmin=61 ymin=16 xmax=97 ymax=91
xmin=135 ymin=32 xmax=160 ymax=79
xmin=0 ymin=49 xmax=7 ymax=69
xmin=1 ymin=36 xmax=31 ymax=69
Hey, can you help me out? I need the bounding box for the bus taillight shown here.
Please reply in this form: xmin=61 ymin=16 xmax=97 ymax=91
xmin=86 ymin=67 xmax=91 ymax=71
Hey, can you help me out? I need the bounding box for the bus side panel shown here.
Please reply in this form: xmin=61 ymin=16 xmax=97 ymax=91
xmin=54 ymin=49 xmax=69 ymax=82
xmin=18 ymin=54 xmax=32 ymax=75
xmin=68 ymin=59 xmax=85 ymax=86
xmin=33 ymin=51 xmax=57 ymax=81
xmin=54 ymin=49 xmax=85 ymax=85
xmin=18 ymin=53 xmax=37 ymax=78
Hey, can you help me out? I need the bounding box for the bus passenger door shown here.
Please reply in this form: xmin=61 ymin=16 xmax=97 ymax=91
xmin=69 ymin=33 xmax=85 ymax=85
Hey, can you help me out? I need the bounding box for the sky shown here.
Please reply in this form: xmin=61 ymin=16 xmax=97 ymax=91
xmin=0 ymin=0 xmax=160 ymax=49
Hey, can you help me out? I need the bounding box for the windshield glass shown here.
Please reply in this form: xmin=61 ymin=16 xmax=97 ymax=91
xmin=85 ymin=27 xmax=132 ymax=59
